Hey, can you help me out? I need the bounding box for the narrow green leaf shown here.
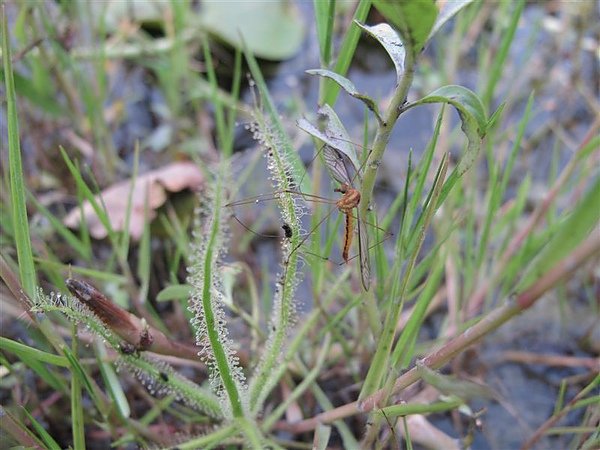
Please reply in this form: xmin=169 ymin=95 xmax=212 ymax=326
xmin=417 ymin=363 xmax=495 ymax=401
xmin=63 ymin=346 xmax=106 ymax=414
xmin=306 ymin=69 xmax=383 ymax=123
xmin=482 ymin=0 xmax=525 ymax=109
xmin=94 ymin=341 xmax=130 ymax=419
xmin=322 ymin=0 xmax=371 ymax=106
xmin=2 ymin=7 xmax=36 ymax=297
xmin=313 ymin=0 xmax=335 ymax=65
xmin=27 ymin=192 xmax=91 ymax=261
xmin=156 ymin=284 xmax=192 ymax=302
xmin=0 ymin=337 xmax=69 ymax=367
xmin=0 ymin=406 xmax=46 ymax=448
xmin=379 ymin=397 xmax=464 ymax=418
xmin=314 ymin=423 xmax=332 ymax=450
xmin=20 ymin=407 xmax=62 ymax=450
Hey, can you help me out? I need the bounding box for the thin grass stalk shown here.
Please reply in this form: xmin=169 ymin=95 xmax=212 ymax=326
xmin=358 ymin=47 xmax=416 ymax=246
xmin=262 ymin=334 xmax=332 ymax=431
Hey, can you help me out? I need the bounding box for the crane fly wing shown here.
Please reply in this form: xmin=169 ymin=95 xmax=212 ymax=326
xmin=322 ymin=145 xmax=358 ymax=187
xmin=357 ymin=212 xmax=371 ymax=291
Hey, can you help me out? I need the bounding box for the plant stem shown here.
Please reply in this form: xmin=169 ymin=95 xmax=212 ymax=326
xmin=359 ymin=49 xmax=415 ymax=226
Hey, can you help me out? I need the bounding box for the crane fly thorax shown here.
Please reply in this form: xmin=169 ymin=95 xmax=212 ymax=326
xmin=335 ymin=183 xmax=361 ymax=214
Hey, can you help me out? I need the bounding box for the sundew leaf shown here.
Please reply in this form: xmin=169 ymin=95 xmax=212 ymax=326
xmin=306 ymin=69 xmax=383 ymax=124
xmin=372 ymin=0 xmax=438 ymax=59
xmin=297 ymin=104 xmax=361 ymax=178
xmin=355 ymin=22 xmax=405 ymax=84
xmin=200 ymin=1 xmax=304 ymax=60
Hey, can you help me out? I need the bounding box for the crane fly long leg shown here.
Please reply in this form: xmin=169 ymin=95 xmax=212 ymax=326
xmin=357 ymin=211 xmax=371 ymax=291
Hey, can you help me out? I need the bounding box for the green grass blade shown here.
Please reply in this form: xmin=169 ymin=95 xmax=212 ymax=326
xmin=2 ymin=7 xmax=36 ymax=297
xmin=20 ymin=407 xmax=62 ymax=450
xmin=27 ymin=191 xmax=92 ymax=261
xmin=517 ymin=175 xmax=600 ymax=291
xmin=94 ymin=340 xmax=130 ymax=419
xmin=313 ymin=0 xmax=335 ymax=65
xmin=0 ymin=337 xmax=69 ymax=367
xmin=322 ymin=0 xmax=371 ymax=106
xmin=0 ymin=406 xmax=46 ymax=448
xmin=481 ymin=0 xmax=525 ymax=110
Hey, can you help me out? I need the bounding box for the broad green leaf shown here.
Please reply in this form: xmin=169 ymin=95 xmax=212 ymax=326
xmin=200 ymin=2 xmax=304 ymax=60
xmin=372 ymin=0 xmax=438 ymax=58
xmin=355 ymin=22 xmax=405 ymax=84
xmin=306 ymin=69 xmax=382 ymax=123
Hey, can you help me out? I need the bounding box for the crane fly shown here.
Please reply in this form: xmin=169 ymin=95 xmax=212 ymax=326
xmin=226 ymin=140 xmax=379 ymax=291
xmin=322 ymin=144 xmax=371 ymax=291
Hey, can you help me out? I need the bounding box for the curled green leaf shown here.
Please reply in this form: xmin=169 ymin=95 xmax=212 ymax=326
xmin=355 ymin=22 xmax=405 ymax=84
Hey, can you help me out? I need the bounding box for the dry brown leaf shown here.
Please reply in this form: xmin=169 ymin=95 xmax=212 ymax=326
xmin=63 ymin=161 xmax=203 ymax=240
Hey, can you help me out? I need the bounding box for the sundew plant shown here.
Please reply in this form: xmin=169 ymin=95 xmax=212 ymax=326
xmin=2 ymin=1 xmax=599 ymax=449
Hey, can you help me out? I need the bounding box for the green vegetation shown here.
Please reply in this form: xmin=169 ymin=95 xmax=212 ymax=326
xmin=1 ymin=1 xmax=598 ymax=449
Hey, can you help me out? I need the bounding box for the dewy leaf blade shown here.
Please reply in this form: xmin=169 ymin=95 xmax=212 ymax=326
xmin=245 ymin=49 xmax=311 ymax=195
xmin=355 ymin=22 xmax=405 ymax=84
xmin=372 ymin=0 xmax=438 ymax=58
